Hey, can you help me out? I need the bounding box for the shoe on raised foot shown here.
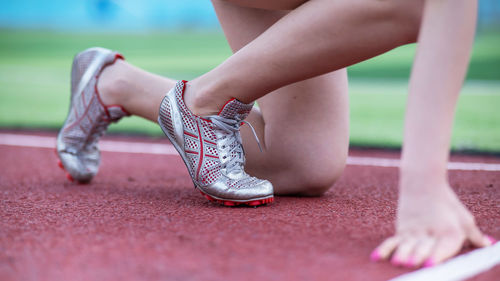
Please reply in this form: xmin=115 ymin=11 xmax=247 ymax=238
xmin=57 ymin=47 xmax=129 ymax=183
xmin=158 ymin=80 xmax=274 ymax=206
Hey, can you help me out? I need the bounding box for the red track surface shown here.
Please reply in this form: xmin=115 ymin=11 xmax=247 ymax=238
xmin=1 ymin=133 xmax=499 ymax=281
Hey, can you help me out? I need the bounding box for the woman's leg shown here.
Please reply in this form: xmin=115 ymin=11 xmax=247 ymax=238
xmin=97 ymin=0 xmax=423 ymax=195
xmin=97 ymin=46 xmax=348 ymax=196
xmin=185 ymin=0 xmax=423 ymax=116
xmin=101 ymin=0 xmax=423 ymax=119
xmin=98 ymin=59 xmax=175 ymax=121
xmin=211 ymin=1 xmax=349 ymax=196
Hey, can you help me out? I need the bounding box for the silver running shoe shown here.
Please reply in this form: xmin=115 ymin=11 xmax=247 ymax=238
xmin=57 ymin=47 xmax=129 ymax=183
xmin=158 ymin=80 xmax=274 ymax=206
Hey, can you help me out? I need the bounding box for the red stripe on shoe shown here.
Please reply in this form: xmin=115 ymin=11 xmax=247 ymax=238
xmin=217 ymin=98 xmax=236 ymax=116
xmin=64 ymin=94 xmax=96 ymax=131
xmin=194 ymin=119 xmax=204 ymax=182
xmin=180 ymin=80 xmax=188 ymax=100
xmin=94 ymin=78 xmax=111 ymax=118
xmin=81 ymin=90 xmax=86 ymax=105
xmin=204 ymin=139 xmax=216 ymax=145
xmin=184 ymin=131 xmax=198 ymax=139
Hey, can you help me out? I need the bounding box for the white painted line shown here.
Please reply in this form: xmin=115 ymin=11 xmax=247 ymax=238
xmin=0 ymin=133 xmax=56 ymax=149
xmin=389 ymin=242 xmax=500 ymax=281
xmin=0 ymin=133 xmax=178 ymax=155
xmin=346 ymin=157 xmax=500 ymax=172
xmin=99 ymin=140 xmax=178 ymax=155
xmin=1 ymin=133 xmax=500 ymax=171
xmin=346 ymin=157 xmax=400 ymax=168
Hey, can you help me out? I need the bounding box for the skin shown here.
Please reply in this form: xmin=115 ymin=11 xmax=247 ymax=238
xmin=185 ymin=0 xmax=423 ymax=116
xmin=96 ymin=0 xmax=493 ymax=267
xmin=99 ymin=0 xmax=422 ymax=195
xmin=372 ymin=0 xmax=492 ymax=267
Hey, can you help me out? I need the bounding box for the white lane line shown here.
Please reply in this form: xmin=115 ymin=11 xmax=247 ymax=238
xmin=1 ymin=133 xmax=500 ymax=171
xmin=345 ymin=157 xmax=500 ymax=172
xmin=389 ymin=242 xmax=500 ymax=281
xmin=0 ymin=133 xmax=178 ymax=155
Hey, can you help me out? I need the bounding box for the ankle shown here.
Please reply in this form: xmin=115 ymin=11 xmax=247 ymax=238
xmin=184 ymin=81 xmax=226 ymax=117
xmin=97 ymin=60 xmax=128 ymax=106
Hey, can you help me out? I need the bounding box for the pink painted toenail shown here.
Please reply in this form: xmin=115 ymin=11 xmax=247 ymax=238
xmin=423 ymin=259 xmax=434 ymax=268
xmin=370 ymin=250 xmax=381 ymax=262
xmin=486 ymin=235 xmax=497 ymax=245
xmin=391 ymin=256 xmax=403 ymax=266
xmin=405 ymin=256 xmax=416 ymax=268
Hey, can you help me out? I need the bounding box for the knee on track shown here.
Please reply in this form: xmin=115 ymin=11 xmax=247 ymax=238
xmin=278 ymin=157 xmax=346 ymax=197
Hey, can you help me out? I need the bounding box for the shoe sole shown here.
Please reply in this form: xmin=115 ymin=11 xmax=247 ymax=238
xmin=158 ymin=116 xmax=273 ymax=207
xmin=199 ymin=190 xmax=274 ymax=206
xmin=57 ymin=153 xmax=273 ymax=206
xmin=57 ymin=158 xmax=273 ymax=206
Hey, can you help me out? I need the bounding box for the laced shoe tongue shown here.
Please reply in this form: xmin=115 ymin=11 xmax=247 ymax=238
xmin=215 ymin=98 xmax=263 ymax=154
xmin=210 ymin=99 xmax=252 ymax=176
xmin=218 ymin=98 xmax=253 ymax=120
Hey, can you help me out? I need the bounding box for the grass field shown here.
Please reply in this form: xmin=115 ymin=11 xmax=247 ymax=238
xmin=1 ymin=30 xmax=499 ymax=151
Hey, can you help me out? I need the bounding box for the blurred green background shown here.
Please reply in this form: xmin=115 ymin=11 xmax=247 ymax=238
xmin=1 ymin=1 xmax=499 ymax=152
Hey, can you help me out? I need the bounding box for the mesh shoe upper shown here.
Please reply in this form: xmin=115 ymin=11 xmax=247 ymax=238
xmin=57 ymin=47 xmax=129 ymax=183
xmin=158 ymin=80 xmax=273 ymax=202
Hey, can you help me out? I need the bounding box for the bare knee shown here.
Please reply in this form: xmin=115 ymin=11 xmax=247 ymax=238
xmin=276 ymin=156 xmax=346 ymax=197
xmin=297 ymin=162 xmax=345 ymax=197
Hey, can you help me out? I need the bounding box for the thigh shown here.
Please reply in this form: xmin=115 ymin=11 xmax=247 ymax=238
xmin=213 ymin=0 xmax=349 ymax=193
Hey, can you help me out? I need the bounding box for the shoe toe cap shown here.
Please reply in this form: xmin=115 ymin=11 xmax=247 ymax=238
xmin=201 ymin=177 xmax=274 ymax=201
xmin=58 ymin=151 xmax=96 ymax=183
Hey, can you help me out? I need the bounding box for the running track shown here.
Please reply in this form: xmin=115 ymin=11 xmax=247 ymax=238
xmin=0 ymin=131 xmax=499 ymax=281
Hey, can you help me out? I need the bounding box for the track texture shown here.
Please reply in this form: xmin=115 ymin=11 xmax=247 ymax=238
xmin=0 ymin=134 xmax=499 ymax=281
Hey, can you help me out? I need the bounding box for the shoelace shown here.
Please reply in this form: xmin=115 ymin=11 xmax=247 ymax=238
xmin=208 ymin=115 xmax=262 ymax=173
